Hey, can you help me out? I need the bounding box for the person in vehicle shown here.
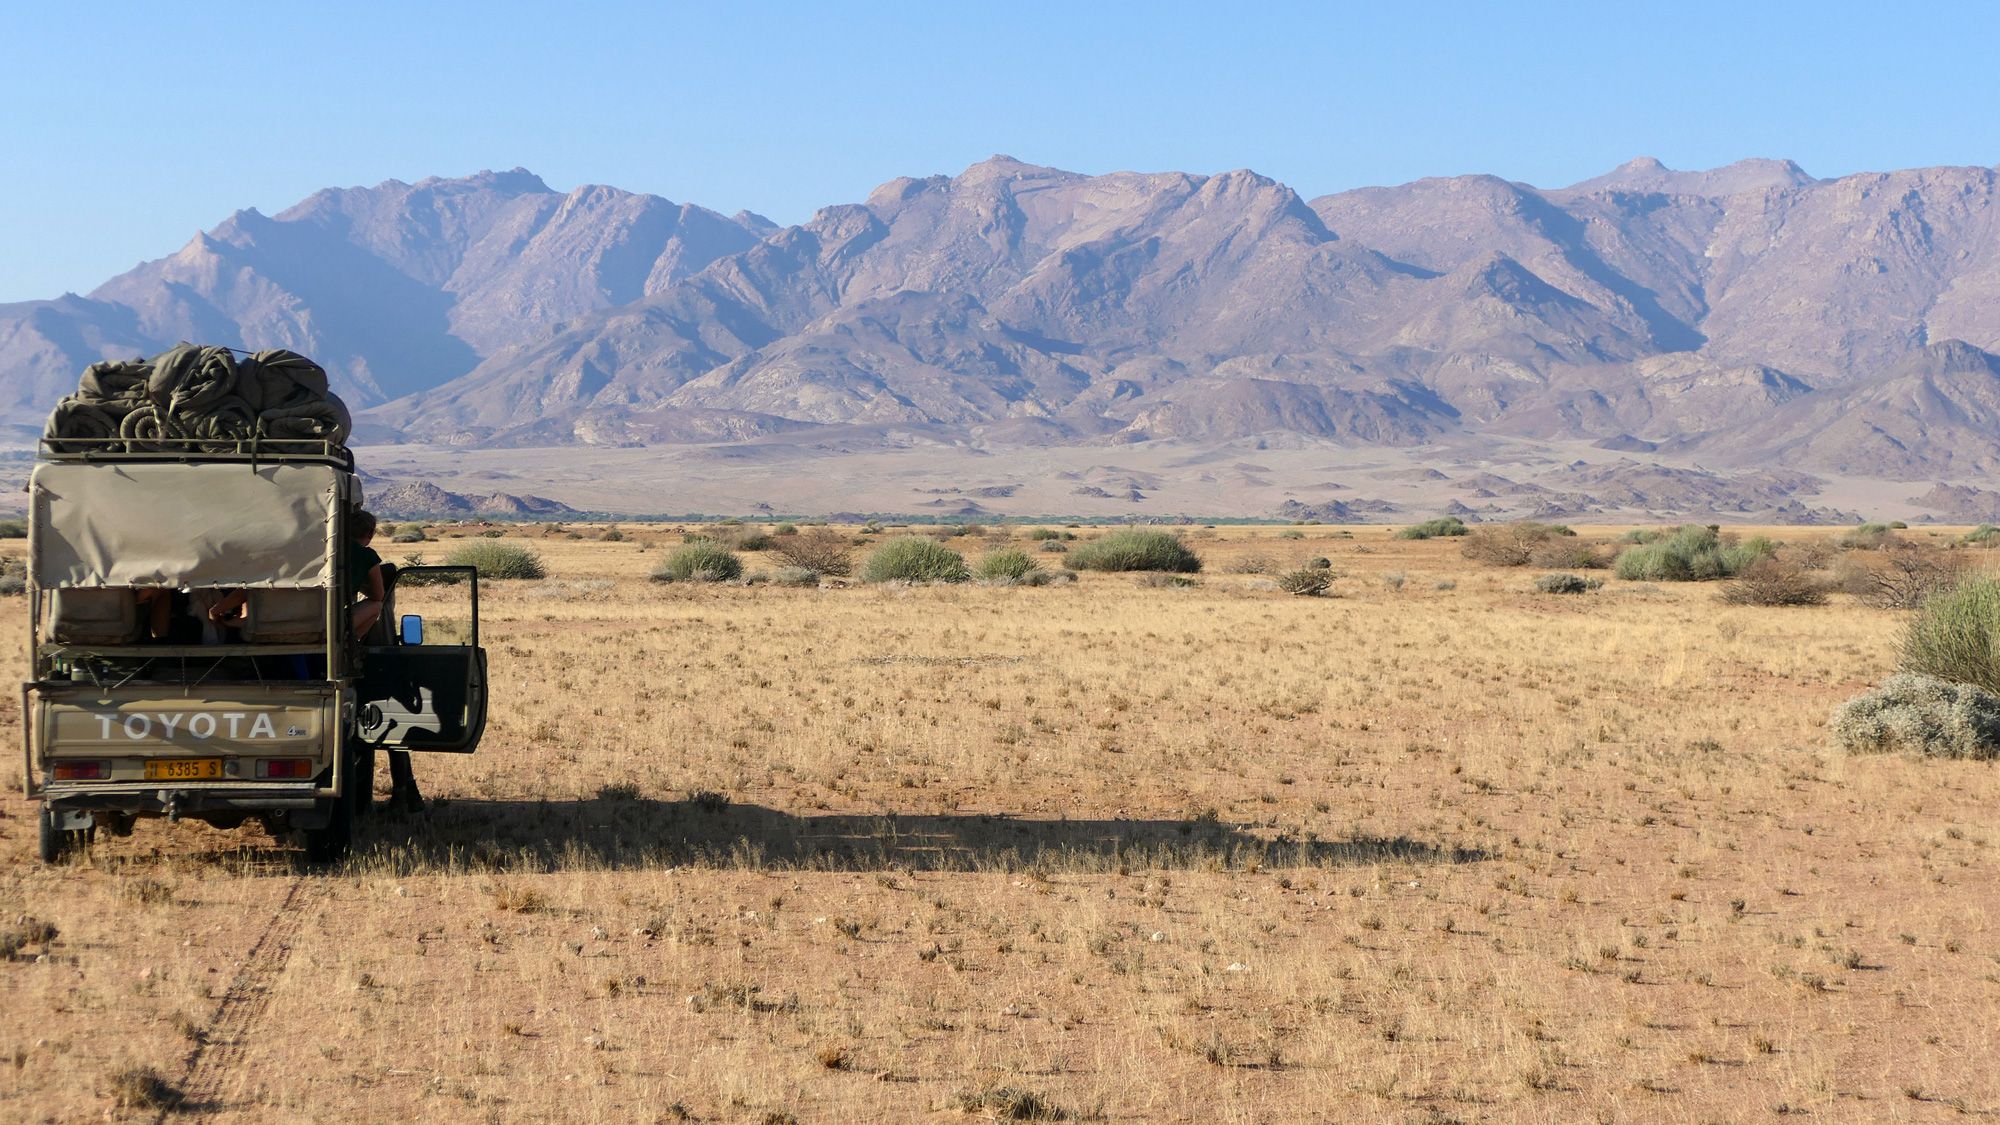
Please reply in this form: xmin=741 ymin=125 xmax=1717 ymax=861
xmin=138 ymin=587 xmax=246 ymax=643
xmin=348 ymin=509 xmax=385 ymax=640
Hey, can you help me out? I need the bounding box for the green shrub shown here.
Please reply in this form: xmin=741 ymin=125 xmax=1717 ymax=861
xmin=443 ymin=542 xmax=546 ymax=580
xmin=1039 ymin=540 xmax=1069 ymax=554
xmin=1830 ymin=673 xmax=2000 ymax=760
xmin=1964 ymin=525 xmax=2000 ymax=546
xmin=1018 ymin=569 xmax=1076 ymax=587
xmin=652 ymin=542 xmax=743 ymax=583
xmin=1278 ymin=529 xmax=1305 ymax=540
xmin=1064 ymin=529 xmax=1201 ymax=573
xmin=391 ymin=527 xmax=427 ymax=543
xmin=1902 ymin=578 xmax=2000 ymax=695
xmin=1027 ymin=528 xmax=1073 ymax=541
xmin=1613 ymin=526 xmax=1771 ymax=581
xmin=737 ymin=534 xmax=776 ymax=552
xmin=1396 ymin=517 xmax=1468 ymax=540
xmin=861 ymin=537 xmax=970 ymax=583
xmin=0 ymin=519 xmax=30 ymax=539
xmin=1278 ymin=568 xmax=1333 ymax=596
xmin=599 ymin=527 xmax=626 ymax=542
xmin=976 ymin=548 xmax=1041 ymax=581
xmin=774 ymin=523 xmax=799 ymax=536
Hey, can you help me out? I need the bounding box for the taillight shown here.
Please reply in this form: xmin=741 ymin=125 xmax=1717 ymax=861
xmin=52 ymin=761 xmax=110 ymax=781
xmin=255 ymin=758 xmax=315 ymax=779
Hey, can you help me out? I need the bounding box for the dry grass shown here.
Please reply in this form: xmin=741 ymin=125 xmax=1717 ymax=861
xmin=2 ymin=522 xmax=1998 ymax=1121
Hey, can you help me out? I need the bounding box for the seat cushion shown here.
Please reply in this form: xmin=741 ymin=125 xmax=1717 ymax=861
xmin=241 ymin=589 xmax=326 ymax=644
xmin=47 ymin=588 xmax=141 ymax=645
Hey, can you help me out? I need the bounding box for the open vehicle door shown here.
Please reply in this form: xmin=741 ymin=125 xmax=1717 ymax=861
xmin=356 ymin=565 xmax=488 ymax=754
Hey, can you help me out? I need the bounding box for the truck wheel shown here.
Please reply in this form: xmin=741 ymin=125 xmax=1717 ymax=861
xmin=350 ymin=740 xmax=377 ymax=822
xmin=38 ymin=806 xmax=92 ymax=865
xmin=299 ymin=787 xmax=354 ymax=867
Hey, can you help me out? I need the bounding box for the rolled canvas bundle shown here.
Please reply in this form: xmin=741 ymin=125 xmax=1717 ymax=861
xmin=44 ymin=343 xmax=352 ymax=453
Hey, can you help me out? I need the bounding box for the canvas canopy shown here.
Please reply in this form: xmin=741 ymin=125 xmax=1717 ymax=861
xmin=30 ymin=461 xmax=356 ymax=589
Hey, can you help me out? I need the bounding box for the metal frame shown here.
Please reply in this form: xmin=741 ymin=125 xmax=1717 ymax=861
xmin=37 ymin=436 xmax=353 ymax=471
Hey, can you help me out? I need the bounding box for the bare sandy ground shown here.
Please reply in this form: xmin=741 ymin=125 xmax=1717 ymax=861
xmin=2 ymin=524 xmax=1997 ymax=1121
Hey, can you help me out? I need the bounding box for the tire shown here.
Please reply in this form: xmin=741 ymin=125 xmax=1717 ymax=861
xmin=351 ymin=739 xmax=378 ymax=822
xmin=299 ymin=787 xmax=354 ymax=867
xmin=38 ymin=805 xmax=93 ymax=865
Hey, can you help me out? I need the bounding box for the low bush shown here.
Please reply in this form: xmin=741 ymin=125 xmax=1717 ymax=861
xmin=1834 ymin=522 xmax=1896 ymax=551
xmin=1018 ymin=569 xmax=1076 ymax=587
xmin=1529 ymin=539 xmax=1607 ymax=569
xmin=975 ymin=548 xmax=1041 ymax=581
xmin=1866 ymin=544 xmax=1965 ymax=609
xmin=770 ymin=528 xmax=854 ymax=576
xmin=774 ymin=523 xmax=799 ymax=536
xmin=651 ymin=542 xmax=743 ymax=583
xmin=1613 ymin=526 xmax=1771 ymax=581
xmin=1277 ymin=568 xmax=1333 ymax=596
xmin=1830 ymin=673 xmax=2000 ymax=760
xmin=1964 ymin=524 xmax=2000 ymax=546
xmin=1027 ymin=528 xmax=1074 ymax=541
xmin=861 ymin=537 xmax=969 ymax=583
xmin=0 ymin=519 xmax=28 ymax=539
xmin=1462 ymin=522 xmax=1573 ymax=567
xmin=1396 ymin=516 xmax=1468 ymax=540
xmin=391 ymin=526 xmax=427 ymax=543
xmin=599 ymin=527 xmax=626 ymax=542
xmin=1228 ymin=554 xmax=1277 ymax=575
xmin=1902 ymin=577 xmax=2000 ymax=695
xmin=769 ymin=566 xmax=819 ymax=587
xmin=443 ymin=542 xmax=547 ymax=580
xmin=1534 ymin=573 xmax=1600 ymax=595
xmin=1064 ymin=529 xmax=1201 ymax=573
xmin=1721 ymin=558 xmax=1828 ymax=606
xmin=1278 ymin=529 xmax=1305 ymax=540
xmin=736 ymin=534 xmax=776 ymax=552
xmin=1038 ymin=540 xmax=1069 ymax=554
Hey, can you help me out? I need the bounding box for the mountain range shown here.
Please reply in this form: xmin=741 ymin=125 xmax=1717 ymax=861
xmin=6 ymin=156 xmax=2000 ymax=519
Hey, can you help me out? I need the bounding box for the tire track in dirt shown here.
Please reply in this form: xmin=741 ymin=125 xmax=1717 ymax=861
xmin=160 ymin=875 xmax=327 ymax=1120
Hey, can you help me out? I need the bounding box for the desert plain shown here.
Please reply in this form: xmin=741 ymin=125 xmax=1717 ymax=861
xmin=1 ymin=522 xmax=1996 ymax=1123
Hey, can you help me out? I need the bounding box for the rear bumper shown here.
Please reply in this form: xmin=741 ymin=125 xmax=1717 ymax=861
xmin=43 ymin=784 xmax=324 ymax=819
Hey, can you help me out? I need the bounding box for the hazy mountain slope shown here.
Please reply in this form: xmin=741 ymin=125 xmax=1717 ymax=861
xmin=1708 ymin=339 xmax=2000 ymax=479
xmin=0 ymin=169 xmax=767 ymax=416
xmin=13 ymin=156 xmax=2000 ymax=496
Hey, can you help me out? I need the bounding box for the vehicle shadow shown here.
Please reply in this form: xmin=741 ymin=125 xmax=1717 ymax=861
xmin=353 ymin=793 xmax=1490 ymax=874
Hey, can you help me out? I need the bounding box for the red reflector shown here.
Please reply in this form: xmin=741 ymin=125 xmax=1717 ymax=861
xmin=255 ymin=758 xmax=314 ymax=780
xmin=53 ymin=761 xmax=109 ymax=781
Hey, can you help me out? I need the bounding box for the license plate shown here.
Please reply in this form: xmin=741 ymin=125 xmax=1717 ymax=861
xmin=144 ymin=759 xmax=223 ymax=781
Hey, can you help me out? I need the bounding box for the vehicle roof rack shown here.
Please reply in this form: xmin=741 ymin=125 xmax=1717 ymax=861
xmin=36 ymin=437 xmax=355 ymax=471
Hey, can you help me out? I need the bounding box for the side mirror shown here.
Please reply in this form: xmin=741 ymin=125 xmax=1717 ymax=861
xmin=399 ymin=615 xmax=424 ymax=645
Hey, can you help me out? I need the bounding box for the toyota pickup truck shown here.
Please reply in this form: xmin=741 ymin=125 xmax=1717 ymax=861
xmin=22 ymin=436 xmax=488 ymax=863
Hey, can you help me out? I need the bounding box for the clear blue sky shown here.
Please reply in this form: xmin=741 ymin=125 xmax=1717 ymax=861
xmin=5 ymin=0 xmax=1998 ymax=302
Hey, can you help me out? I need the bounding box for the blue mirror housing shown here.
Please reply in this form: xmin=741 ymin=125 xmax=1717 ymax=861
xmin=399 ymin=614 xmax=424 ymax=645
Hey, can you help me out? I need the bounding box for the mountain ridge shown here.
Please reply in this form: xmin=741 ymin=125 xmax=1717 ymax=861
xmin=8 ymin=156 xmax=2000 ymax=518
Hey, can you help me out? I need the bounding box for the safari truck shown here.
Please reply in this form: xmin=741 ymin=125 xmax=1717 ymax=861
xmin=22 ymin=437 xmax=488 ymax=864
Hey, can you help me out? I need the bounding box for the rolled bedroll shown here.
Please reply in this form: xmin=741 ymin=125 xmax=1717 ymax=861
xmin=43 ymin=343 xmax=352 ymax=453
